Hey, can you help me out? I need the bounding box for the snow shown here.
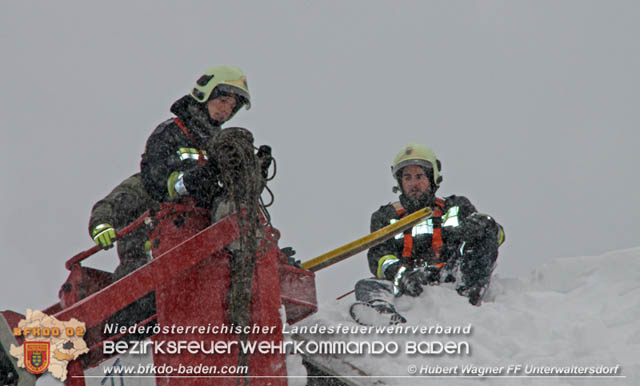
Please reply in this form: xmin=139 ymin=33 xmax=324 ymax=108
xmin=295 ymin=247 xmax=640 ymax=385
xmin=29 ymin=247 xmax=640 ymax=385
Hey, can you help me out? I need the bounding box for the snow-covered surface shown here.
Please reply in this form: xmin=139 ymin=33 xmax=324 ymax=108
xmin=29 ymin=249 xmax=640 ymax=386
xmin=296 ymin=247 xmax=640 ymax=385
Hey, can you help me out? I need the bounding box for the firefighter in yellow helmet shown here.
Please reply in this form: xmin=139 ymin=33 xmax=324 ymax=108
xmin=141 ymin=65 xmax=260 ymax=205
xmin=89 ymin=66 xmax=272 ymax=280
xmin=350 ymin=143 xmax=505 ymax=325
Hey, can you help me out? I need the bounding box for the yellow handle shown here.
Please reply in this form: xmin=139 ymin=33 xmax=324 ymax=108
xmin=301 ymin=207 xmax=433 ymax=272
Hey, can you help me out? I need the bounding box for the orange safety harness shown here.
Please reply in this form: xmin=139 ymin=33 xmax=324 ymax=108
xmin=174 ymin=118 xmax=207 ymax=166
xmin=392 ymin=198 xmax=446 ymax=263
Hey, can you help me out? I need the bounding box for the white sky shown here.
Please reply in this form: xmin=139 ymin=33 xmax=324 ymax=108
xmin=1 ymin=1 xmax=639 ymax=315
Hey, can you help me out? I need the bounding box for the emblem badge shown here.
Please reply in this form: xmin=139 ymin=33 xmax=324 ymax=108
xmin=24 ymin=341 xmax=50 ymax=374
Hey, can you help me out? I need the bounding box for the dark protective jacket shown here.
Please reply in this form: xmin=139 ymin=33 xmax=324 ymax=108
xmin=367 ymin=193 xmax=504 ymax=280
xmin=140 ymin=95 xmax=223 ymax=207
xmin=89 ymin=173 xmax=154 ymax=232
xmin=89 ymin=173 xmax=155 ymax=273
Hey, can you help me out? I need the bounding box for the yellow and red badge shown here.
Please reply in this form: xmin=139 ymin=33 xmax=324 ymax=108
xmin=24 ymin=341 xmax=50 ymax=374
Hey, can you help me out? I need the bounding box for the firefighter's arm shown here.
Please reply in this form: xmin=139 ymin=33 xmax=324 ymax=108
xmin=439 ymin=195 xmax=504 ymax=246
xmin=89 ymin=195 xmax=116 ymax=249
xmin=445 ymin=212 xmax=505 ymax=246
xmin=167 ymin=160 xmax=219 ymax=201
xmin=462 ymin=213 xmax=503 ymax=243
xmin=141 ymin=127 xmax=181 ymax=202
xmin=367 ymin=208 xmax=402 ymax=279
xmin=142 ymin=124 xmax=218 ymax=203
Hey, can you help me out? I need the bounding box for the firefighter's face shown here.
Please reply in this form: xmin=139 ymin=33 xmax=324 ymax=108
xmin=207 ymin=95 xmax=237 ymax=122
xmin=401 ymin=165 xmax=431 ymax=199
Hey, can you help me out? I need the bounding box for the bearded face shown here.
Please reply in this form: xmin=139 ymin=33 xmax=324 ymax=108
xmin=401 ymin=165 xmax=431 ymax=199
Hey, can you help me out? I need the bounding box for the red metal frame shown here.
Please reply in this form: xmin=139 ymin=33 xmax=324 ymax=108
xmin=3 ymin=203 xmax=317 ymax=385
xmin=20 ymin=203 xmax=317 ymax=386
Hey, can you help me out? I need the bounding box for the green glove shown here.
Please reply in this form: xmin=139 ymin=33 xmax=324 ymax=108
xmin=91 ymin=223 xmax=116 ymax=249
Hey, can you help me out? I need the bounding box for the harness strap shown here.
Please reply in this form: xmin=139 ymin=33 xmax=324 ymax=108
xmin=402 ymin=233 xmax=413 ymax=258
xmin=174 ymin=118 xmax=207 ymax=165
xmin=431 ymin=198 xmax=445 ymax=256
xmin=391 ymin=202 xmax=405 ymax=215
xmin=392 ymin=198 xmax=446 ymax=259
xmin=391 ymin=202 xmax=413 ymax=258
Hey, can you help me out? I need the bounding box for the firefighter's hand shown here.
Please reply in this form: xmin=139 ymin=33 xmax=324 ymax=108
xmin=393 ymin=265 xmax=423 ymax=297
xmin=91 ymin=223 xmax=116 ymax=249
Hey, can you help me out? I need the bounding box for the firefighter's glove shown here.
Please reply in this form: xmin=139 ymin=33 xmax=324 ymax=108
xmin=256 ymin=145 xmax=273 ymax=179
xmin=393 ymin=265 xmax=423 ymax=297
xmin=167 ymin=171 xmax=187 ymax=200
xmin=91 ymin=223 xmax=116 ymax=249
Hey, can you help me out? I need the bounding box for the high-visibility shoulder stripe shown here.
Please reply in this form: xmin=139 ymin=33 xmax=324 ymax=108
xmin=177 ymin=148 xmax=208 ymax=161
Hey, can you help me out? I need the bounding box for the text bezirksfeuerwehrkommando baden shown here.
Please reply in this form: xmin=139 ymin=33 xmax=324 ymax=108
xmin=103 ymin=339 xmax=470 ymax=356
xmin=103 ymin=323 xmax=473 ymax=356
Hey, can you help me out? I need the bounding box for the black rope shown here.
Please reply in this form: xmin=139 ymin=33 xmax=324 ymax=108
xmin=210 ymin=128 xmax=263 ymax=386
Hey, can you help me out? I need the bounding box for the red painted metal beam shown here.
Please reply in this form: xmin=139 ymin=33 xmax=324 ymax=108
xmin=54 ymin=214 xmax=240 ymax=327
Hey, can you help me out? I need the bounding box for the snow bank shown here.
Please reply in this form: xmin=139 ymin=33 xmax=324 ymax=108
xmin=297 ymin=247 xmax=640 ymax=385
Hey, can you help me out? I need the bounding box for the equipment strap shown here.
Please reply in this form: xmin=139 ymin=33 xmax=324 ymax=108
xmin=431 ymin=198 xmax=445 ymax=256
xmin=393 ymin=198 xmax=445 ymax=259
xmin=174 ymin=118 xmax=207 ymax=165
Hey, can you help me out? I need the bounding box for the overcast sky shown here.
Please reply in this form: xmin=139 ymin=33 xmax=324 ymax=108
xmin=1 ymin=1 xmax=639 ymax=318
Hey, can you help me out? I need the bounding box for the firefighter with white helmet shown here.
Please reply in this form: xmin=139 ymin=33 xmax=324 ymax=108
xmin=350 ymin=143 xmax=505 ymax=325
